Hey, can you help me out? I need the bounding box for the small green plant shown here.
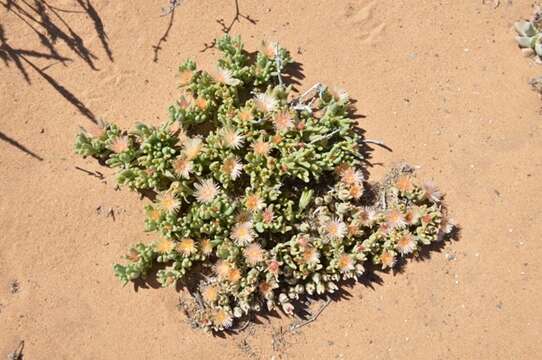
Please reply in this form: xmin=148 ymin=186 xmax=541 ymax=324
xmin=515 ymin=6 xmax=542 ymax=61
xmin=76 ymin=35 xmax=454 ymax=332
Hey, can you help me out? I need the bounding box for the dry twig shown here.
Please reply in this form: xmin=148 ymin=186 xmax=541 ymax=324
xmin=75 ymin=166 xmax=104 ymax=180
xmin=289 ymin=298 xmax=332 ymax=331
xmin=7 ymin=340 xmax=24 ymax=360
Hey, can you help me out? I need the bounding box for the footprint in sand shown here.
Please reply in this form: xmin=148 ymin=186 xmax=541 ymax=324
xmin=344 ymin=0 xmax=386 ymax=45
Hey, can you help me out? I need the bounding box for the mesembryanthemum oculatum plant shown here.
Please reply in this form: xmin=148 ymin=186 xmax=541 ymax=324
xmin=75 ymin=35 xmax=454 ymax=332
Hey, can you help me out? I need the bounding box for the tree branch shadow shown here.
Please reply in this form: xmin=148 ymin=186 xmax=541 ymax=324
xmin=76 ymin=0 xmax=113 ymax=61
xmin=1 ymin=0 xmax=100 ymax=69
xmin=0 ymin=131 xmax=44 ymax=161
xmin=0 ymin=0 xmax=114 ymax=123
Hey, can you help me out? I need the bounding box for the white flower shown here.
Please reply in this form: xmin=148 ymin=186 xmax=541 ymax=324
xmin=173 ymin=157 xmax=193 ymax=178
xmin=437 ymin=217 xmax=455 ymax=241
xmin=340 ymin=166 xmax=364 ymax=186
xmin=85 ymin=119 xmax=106 ymax=138
xmin=215 ymin=67 xmax=241 ymax=86
xmin=254 ymin=93 xmax=277 ymax=113
xmin=357 ymin=207 xmax=377 ymax=225
xmin=176 ymin=126 xmax=189 ymax=146
xmin=245 ymin=193 xmax=265 ymax=212
xmin=395 ymin=175 xmax=414 ymax=193
xmin=329 ymin=86 xmax=349 ymax=103
xmin=380 ymin=251 xmax=396 ymax=269
xmin=261 ymin=40 xmax=278 ymax=59
xmin=194 ymin=179 xmax=219 ymax=203
xmin=231 ymin=221 xmax=255 ymax=245
xmin=396 ymin=233 xmax=416 ymax=255
xmin=176 ymin=238 xmax=197 ymax=256
xmin=110 ymin=136 xmax=129 ymax=153
xmin=324 ymin=218 xmax=347 ymax=240
xmin=252 ymin=140 xmax=271 ymax=156
xmin=302 ymin=246 xmax=320 ymax=265
xmin=337 ymin=253 xmax=354 ymax=273
xmin=222 ymin=157 xmax=243 ymax=179
xmin=184 ymin=137 xmax=202 ymax=160
xmin=273 ymin=111 xmax=294 ymax=132
xmin=214 ymin=260 xmax=231 ymax=278
xmin=244 ymin=243 xmax=264 ymax=265
xmin=212 ymin=309 xmax=233 ymax=329
xmin=422 ymin=181 xmax=443 ymax=203
xmin=386 ymin=209 xmax=406 ymax=229
xmin=221 ymin=127 xmax=244 ymax=149
xmin=157 ymin=192 xmax=181 ymax=213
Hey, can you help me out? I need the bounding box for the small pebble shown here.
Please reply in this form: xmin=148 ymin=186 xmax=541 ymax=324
xmin=9 ymin=280 xmax=20 ymax=294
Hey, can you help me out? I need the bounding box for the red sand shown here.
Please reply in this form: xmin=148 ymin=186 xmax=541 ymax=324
xmin=1 ymin=1 xmax=541 ymax=358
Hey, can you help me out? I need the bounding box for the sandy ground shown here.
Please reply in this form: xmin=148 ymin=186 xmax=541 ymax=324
xmin=1 ymin=0 xmax=542 ymax=359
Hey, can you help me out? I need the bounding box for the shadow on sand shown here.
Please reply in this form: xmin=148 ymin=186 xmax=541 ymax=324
xmin=0 ymin=0 xmax=113 ymax=124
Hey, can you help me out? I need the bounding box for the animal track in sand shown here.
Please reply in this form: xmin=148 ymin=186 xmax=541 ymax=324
xmin=344 ymin=0 xmax=386 ymax=45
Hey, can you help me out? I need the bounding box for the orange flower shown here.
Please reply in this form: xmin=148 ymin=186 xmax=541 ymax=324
xmin=245 ymin=193 xmax=264 ymax=212
xmin=238 ymin=109 xmax=253 ymax=122
xmin=395 ymin=175 xmax=414 ymax=193
xmin=338 ymin=253 xmax=354 ymax=273
xmin=176 ymin=238 xmax=197 ymax=256
xmin=252 ymin=140 xmax=271 ymax=156
xmin=380 ymin=251 xmax=396 ymax=269
xmin=244 ymin=243 xmax=264 ymax=265
xmin=179 ymin=69 xmax=193 ymax=86
xmin=202 ymin=285 xmax=219 ymax=303
xmin=227 ymin=267 xmax=241 ymax=283
xmin=155 ymin=238 xmax=175 ymax=254
xmin=273 ymin=111 xmax=294 ymax=132
xmin=396 ymin=233 xmax=416 ymax=255
xmin=195 ymin=97 xmax=208 ymax=110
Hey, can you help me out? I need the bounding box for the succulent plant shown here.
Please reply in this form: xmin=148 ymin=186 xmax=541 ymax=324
xmin=515 ymin=6 xmax=542 ymax=60
xmin=75 ymin=35 xmax=454 ymax=332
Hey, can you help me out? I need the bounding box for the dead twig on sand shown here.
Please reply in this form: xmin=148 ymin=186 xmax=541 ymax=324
xmin=274 ymin=43 xmax=284 ymax=86
xmin=216 ymin=0 xmax=257 ymax=35
xmin=362 ymin=139 xmax=393 ymax=152
xmin=362 ymin=139 xmax=387 ymax=147
xmin=289 ymin=298 xmax=332 ymax=331
xmin=481 ymin=0 xmax=500 ymax=8
xmin=160 ymin=0 xmax=182 ymax=17
xmin=201 ymin=0 xmax=257 ymax=52
xmin=106 ymin=207 xmax=115 ymax=221
xmin=7 ymin=340 xmax=24 ymax=360
xmin=189 ymin=289 xmax=205 ymax=309
xmin=290 ymin=83 xmax=322 ymax=105
xmin=75 ymin=166 xmax=104 ymax=180
xmin=271 ymin=326 xmax=286 ymax=352
xmin=153 ymin=4 xmax=177 ymax=62
xmin=238 ymin=319 xmax=251 ymax=331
